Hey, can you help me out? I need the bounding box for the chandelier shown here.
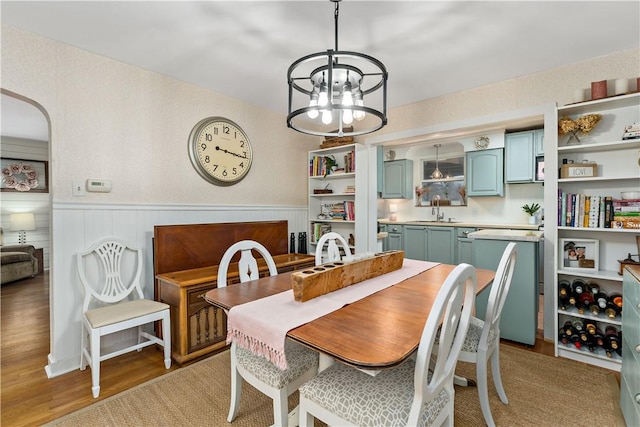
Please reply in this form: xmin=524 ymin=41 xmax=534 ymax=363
xmin=286 ymin=0 xmax=388 ymax=137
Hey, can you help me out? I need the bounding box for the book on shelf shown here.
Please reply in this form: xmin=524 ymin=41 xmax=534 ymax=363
xmin=557 ymin=190 xmax=637 ymax=228
xmin=309 ymin=149 xmax=356 ymax=177
xmin=310 ymin=223 xmax=332 ymax=243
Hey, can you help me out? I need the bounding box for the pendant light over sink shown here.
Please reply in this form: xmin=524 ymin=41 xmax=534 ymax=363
xmin=286 ymin=0 xmax=388 ymax=137
xmin=431 ymin=144 xmax=444 ymax=180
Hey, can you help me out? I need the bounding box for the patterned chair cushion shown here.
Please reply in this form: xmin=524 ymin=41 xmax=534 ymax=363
xmin=236 ymin=339 xmax=318 ymax=389
xmin=299 ymin=359 xmax=449 ymax=426
xmin=435 ymin=315 xmax=497 ymax=352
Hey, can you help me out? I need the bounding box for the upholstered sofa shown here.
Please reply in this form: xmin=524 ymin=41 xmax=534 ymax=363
xmin=1 ymin=244 xmax=39 ymax=285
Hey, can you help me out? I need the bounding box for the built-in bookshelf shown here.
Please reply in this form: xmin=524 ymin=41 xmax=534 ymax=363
xmin=308 ymin=143 xmax=366 ymax=255
xmin=552 ymin=92 xmax=640 ymax=372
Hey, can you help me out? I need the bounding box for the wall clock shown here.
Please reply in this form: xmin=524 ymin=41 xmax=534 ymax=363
xmin=188 ymin=117 xmax=253 ymax=186
xmin=474 ymin=136 xmax=490 ymax=150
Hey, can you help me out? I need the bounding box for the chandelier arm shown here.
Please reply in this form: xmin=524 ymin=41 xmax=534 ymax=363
xmin=334 ymin=0 xmax=340 ymax=52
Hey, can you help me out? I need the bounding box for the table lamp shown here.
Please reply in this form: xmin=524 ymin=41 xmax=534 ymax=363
xmin=9 ymin=212 xmax=36 ymax=244
xmin=389 ymin=203 xmax=398 ymax=222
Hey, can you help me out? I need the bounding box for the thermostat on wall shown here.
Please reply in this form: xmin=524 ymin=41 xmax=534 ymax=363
xmin=86 ymin=179 xmax=112 ymax=193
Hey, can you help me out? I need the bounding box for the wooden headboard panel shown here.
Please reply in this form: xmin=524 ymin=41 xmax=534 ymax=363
xmin=153 ymin=220 xmax=289 ymax=277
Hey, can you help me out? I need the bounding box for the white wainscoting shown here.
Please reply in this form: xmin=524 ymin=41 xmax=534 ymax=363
xmin=46 ymin=201 xmax=308 ymax=378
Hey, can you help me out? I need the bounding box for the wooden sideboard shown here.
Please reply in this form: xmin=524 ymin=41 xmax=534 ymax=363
xmin=157 ymin=253 xmax=315 ymax=363
xmin=153 ymin=221 xmax=314 ymax=363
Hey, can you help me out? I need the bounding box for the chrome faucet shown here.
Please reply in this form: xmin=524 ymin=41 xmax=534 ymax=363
xmin=431 ymin=198 xmax=445 ymax=222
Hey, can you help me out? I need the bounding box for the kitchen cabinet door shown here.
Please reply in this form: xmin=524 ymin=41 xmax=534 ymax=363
xmin=534 ymin=129 xmax=544 ymax=156
xmin=426 ymin=227 xmax=455 ymax=264
xmin=382 ymin=159 xmax=413 ymax=199
xmin=403 ymin=225 xmax=427 ymax=260
xmin=456 ymin=227 xmax=476 ymax=265
xmin=505 ymin=131 xmax=535 ymax=182
xmin=473 ymin=238 xmax=539 ymax=345
xmin=466 ymin=149 xmax=504 ymax=197
xmin=385 ymin=224 xmax=404 ymax=252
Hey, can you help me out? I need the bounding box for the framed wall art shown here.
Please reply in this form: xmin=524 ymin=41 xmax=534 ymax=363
xmin=559 ymin=238 xmax=599 ymax=272
xmin=1 ymin=158 xmax=49 ymax=193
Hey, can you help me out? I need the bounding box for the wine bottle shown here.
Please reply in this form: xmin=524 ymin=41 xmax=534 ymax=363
xmin=558 ymin=329 xmax=569 ymax=345
xmin=584 ymin=320 xmax=597 ymax=336
xmin=604 ymin=301 xmax=621 ymax=319
xmin=604 ymin=325 xmax=620 ymax=352
xmin=592 ymin=328 xmax=605 ymax=347
xmin=578 ymin=290 xmax=594 ymax=315
xmin=593 ymin=291 xmax=608 ymax=315
xmin=571 ymin=279 xmax=586 ymax=296
xmin=587 ymin=282 xmax=600 ymax=295
xmin=561 ymin=320 xmax=574 ymax=336
xmin=570 ymin=333 xmax=582 ymax=349
xmin=572 ymin=319 xmax=584 ymax=332
xmin=608 ymin=292 xmax=623 ymax=313
xmin=586 ymin=336 xmax=598 ymax=352
xmin=558 ymin=280 xmax=572 ymax=310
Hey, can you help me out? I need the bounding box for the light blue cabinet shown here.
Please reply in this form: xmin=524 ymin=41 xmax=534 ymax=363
xmin=534 ymin=129 xmax=544 ymax=156
xmin=403 ymin=225 xmax=427 ymax=260
xmin=426 ymin=227 xmax=455 ymax=264
xmin=505 ymin=131 xmax=535 ymax=182
xmin=382 ymin=159 xmax=413 ymax=199
xmin=473 ymin=238 xmax=539 ymax=345
xmin=621 ymin=266 xmax=640 ymax=427
xmin=456 ymin=227 xmax=476 ymax=265
xmin=385 ymin=224 xmax=404 ymax=251
xmin=466 ymin=149 xmax=504 ymax=197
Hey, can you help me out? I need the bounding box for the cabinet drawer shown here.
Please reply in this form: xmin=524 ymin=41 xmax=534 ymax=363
xmin=188 ymin=283 xmax=217 ymax=305
xmin=621 ymin=374 xmax=640 ymax=427
xmin=622 ymin=331 xmax=640 ymax=390
xmin=624 ymin=270 xmax=640 ymax=307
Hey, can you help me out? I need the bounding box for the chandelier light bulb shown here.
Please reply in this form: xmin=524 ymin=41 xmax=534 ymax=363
xmin=342 ymin=81 xmax=353 ymax=106
xmin=322 ymin=109 xmax=333 ymax=125
xmin=307 ymin=92 xmax=319 ymax=119
xmin=354 ymin=90 xmax=365 ymax=121
xmin=343 ymin=109 xmax=353 ymax=125
xmin=318 ymin=76 xmax=329 ymax=107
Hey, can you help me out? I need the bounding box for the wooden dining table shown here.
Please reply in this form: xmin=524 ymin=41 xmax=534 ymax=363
xmin=204 ymin=262 xmax=495 ymax=371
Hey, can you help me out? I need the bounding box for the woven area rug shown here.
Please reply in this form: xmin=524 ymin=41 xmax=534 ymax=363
xmin=47 ymin=344 xmax=620 ymax=427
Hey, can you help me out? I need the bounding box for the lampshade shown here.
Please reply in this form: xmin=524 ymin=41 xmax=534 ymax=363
xmin=9 ymin=213 xmax=36 ymax=232
xmin=10 ymin=212 xmax=36 ymax=245
xmin=389 ymin=203 xmax=398 ymax=221
xmin=286 ymin=0 xmax=388 ymax=137
xmin=430 ymin=144 xmax=443 ymax=180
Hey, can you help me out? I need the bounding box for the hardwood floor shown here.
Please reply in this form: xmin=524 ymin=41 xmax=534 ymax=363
xmin=2 ymin=272 xmax=557 ymax=426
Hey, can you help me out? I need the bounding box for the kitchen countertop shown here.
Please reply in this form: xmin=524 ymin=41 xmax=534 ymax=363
xmin=378 ymin=219 xmax=541 ymax=231
xmin=467 ymin=229 xmax=544 ymax=242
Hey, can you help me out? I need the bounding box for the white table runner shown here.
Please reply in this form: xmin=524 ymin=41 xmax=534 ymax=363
xmin=226 ymin=258 xmax=439 ymax=369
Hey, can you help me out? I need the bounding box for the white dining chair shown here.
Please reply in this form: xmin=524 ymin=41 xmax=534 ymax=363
xmin=314 ymin=231 xmax=351 ymax=265
xmin=78 ymin=238 xmax=171 ymax=398
xmin=218 ymin=240 xmax=319 ymax=427
xmin=451 ymin=241 xmax=517 ymax=427
xmin=298 ymin=263 xmax=477 ymax=427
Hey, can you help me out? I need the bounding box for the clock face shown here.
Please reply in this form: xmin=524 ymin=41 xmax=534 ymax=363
xmin=188 ymin=117 xmax=253 ymax=186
